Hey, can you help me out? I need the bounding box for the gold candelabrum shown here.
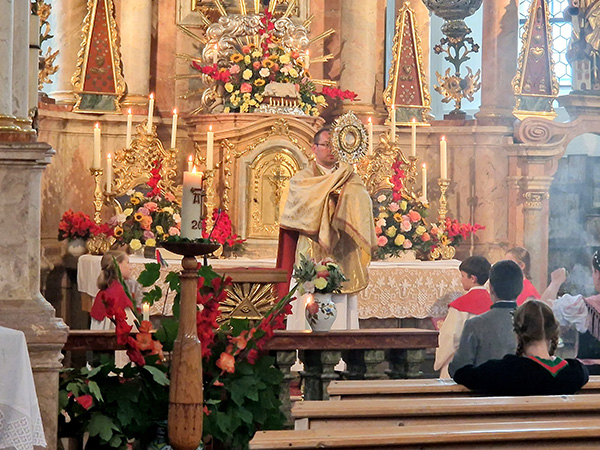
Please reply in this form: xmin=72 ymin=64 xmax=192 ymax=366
xmin=203 ymin=169 xmax=216 ymax=232
xmin=430 ymin=178 xmax=456 ymax=260
xmin=90 ymin=167 xmax=104 ymax=224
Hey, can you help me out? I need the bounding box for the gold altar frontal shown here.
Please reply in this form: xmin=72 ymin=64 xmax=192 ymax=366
xmin=77 ymin=255 xmax=462 ymax=320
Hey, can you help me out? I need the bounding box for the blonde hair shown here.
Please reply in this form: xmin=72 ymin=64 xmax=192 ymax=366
xmin=513 ymin=300 xmax=560 ymax=357
xmin=97 ymin=250 xmax=129 ymax=290
xmin=506 ymin=246 xmax=532 ymax=279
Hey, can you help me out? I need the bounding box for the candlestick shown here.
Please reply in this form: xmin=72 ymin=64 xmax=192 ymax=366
xmin=206 ymin=125 xmax=214 ymax=170
xmin=181 ymin=167 xmax=205 ymax=240
xmin=188 ymin=154 xmax=193 ymax=173
xmin=171 ymin=108 xmax=178 ymax=149
xmin=106 ymin=153 xmax=113 ymax=194
xmin=90 ymin=167 xmax=104 ymax=224
xmin=430 ymin=177 xmax=456 ymax=260
xmin=147 ymin=93 xmax=155 ymax=131
xmin=367 ymin=117 xmax=373 ymax=156
xmin=411 ymin=118 xmax=417 ymax=157
xmin=126 ymin=109 xmax=132 ymax=148
xmin=93 ymin=123 xmax=101 ymax=169
xmin=421 ymin=163 xmax=427 ymax=202
xmin=390 ymin=105 xmax=396 ymax=143
xmin=440 ymin=136 xmax=448 ymax=179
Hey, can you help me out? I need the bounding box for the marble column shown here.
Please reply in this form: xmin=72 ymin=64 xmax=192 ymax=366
xmin=521 ymin=177 xmax=553 ymax=291
xmin=338 ymin=0 xmax=378 ymax=117
xmin=475 ymin=0 xmax=519 ymax=124
xmin=0 ymin=141 xmax=68 ymax=450
xmin=120 ymin=0 xmax=152 ymax=106
xmin=0 ymin=0 xmax=16 ymax=130
xmin=12 ymin=0 xmax=33 ymax=131
xmin=49 ymin=0 xmax=87 ymax=105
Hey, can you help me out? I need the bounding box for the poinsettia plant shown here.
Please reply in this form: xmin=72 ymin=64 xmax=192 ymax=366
xmin=58 ymin=209 xmax=106 ymax=241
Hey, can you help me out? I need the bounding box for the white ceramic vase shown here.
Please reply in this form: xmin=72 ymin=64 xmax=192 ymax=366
xmin=305 ymin=292 xmax=337 ymax=332
xmin=66 ymin=237 xmax=87 ymax=257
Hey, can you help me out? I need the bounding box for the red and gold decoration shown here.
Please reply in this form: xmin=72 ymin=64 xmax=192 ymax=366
xmin=512 ymin=0 xmax=559 ymax=120
xmin=71 ymin=0 xmax=125 ymax=113
xmin=383 ymin=2 xmax=431 ymax=123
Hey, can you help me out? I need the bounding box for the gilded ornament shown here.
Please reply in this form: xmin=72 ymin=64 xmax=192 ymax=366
xmin=330 ymin=112 xmax=368 ymax=164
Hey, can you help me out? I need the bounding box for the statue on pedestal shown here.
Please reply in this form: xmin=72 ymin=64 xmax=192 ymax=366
xmin=566 ymin=0 xmax=600 ymax=91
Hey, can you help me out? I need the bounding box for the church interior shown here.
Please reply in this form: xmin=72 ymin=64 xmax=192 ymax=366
xmin=5 ymin=0 xmax=600 ymax=448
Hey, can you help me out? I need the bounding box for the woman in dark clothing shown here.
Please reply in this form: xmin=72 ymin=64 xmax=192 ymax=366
xmin=453 ymin=300 xmax=589 ymax=396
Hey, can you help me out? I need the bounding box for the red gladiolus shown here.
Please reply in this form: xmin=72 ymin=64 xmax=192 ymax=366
xmin=74 ymin=394 xmax=93 ymax=410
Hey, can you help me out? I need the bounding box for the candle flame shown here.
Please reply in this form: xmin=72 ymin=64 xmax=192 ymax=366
xmin=107 ymin=153 xmax=112 ymax=159
xmin=412 ymin=118 xmax=416 ymax=123
xmin=441 ymin=136 xmax=446 ymax=141
xmin=306 ymin=297 xmax=312 ymax=306
xmin=173 ymin=108 xmax=177 ymax=115
xmin=209 ymin=125 xmax=213 ymax=132
xmin=188 ymin=154 xmax=193 ymax=162
xmin=128 ymin=108 xmax=132 ymax=115
xmin=368 ymin=117 xmax=372 ymax=123
xmin=149 ymin=93 xmax=154 ymax=99
xmin=94 ymin=123 xmax=100 ymax=129
xmin=422 ymin=163 xmax=426 ymax=169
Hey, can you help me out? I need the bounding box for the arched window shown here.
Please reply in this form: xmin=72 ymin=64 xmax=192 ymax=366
xmin=519 ymin=0 xmax=572 ymax=92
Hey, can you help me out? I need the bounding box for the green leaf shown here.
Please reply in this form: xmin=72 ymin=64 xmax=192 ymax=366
xmin=143 ymin=286 xmax=163 ymax=305
xmin=86 ymin=365 xmax=102 ymax=378
xmin=87 ymin=380 xmax=103 ymax=402
xmin=88 ymin=413 xmax=120 ymax=442
xmin=154 ymin=317 xmax=178 ymax=352
xmin=66 ymin=382 xmax=81 ymax=397
xmin=165 ymin=270 xmax=180 ymax=292
xmin=143 ymin=365 xmax=170 ymax=386
xmin=137 ymin=263 xmax=161 ymax=287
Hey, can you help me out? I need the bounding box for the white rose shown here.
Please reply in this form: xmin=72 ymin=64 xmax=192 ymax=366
xmin=259 ymin=67 xmax=270 ymax=77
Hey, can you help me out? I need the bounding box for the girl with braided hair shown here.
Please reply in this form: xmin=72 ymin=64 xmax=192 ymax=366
xmin=453 ymin=300 xmax=588 ymax=396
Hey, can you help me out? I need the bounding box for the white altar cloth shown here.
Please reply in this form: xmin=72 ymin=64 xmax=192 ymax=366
xmin=78 ymin=254 xmax=462 ymax=319
xmin=0 ymin=326 xmax=46 ymax=450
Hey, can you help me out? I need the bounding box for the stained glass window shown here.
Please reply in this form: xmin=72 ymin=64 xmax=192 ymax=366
xmin=519 ymin=0 xmax=572 ymax=90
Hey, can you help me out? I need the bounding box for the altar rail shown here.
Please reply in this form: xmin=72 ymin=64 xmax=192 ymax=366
xmin=64 ymin=328 xmax=438 ymax=424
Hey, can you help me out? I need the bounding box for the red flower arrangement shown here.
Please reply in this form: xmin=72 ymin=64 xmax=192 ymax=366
xmin=58 ymin=209 xmax=112 ymax=241
xmin=202 ymin=208 xmax=246 ymax=255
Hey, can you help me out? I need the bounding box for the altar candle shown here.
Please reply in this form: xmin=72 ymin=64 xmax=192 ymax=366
xmin=440 ymin=136 xmax=448 ymax=179
xmin=187 ymin=154 xmax=193 ymax=172
xmin=207 ymin=125 xmax=214 ymax=170
xmin=367 ymin=117 xmax=373 ymax=155
xmin=142 ymin=303 xmax=150 ymax=322
xmin=106 ymin=153 xmax=112 ymax=193
xmin=181 ymin=166 xmax=205 ymax=240
xmin=171 ymin=108 xmax=178 ymax=148
xmin=422 ymin=163 xmax=427 ymax=202
xmin=411 ymin=118 xmax=417 ymax=157
xmin=93 ymin=123 xmax=101 ymax=169
xmin=305 ymin=49 xmax=310 ymax=70
xmin=126 ymin=108 xmax=132 ymax=148
xmin=390 ymin=104 xmax=396 ymax=143
xmin=147 ymin=93 xmax=154 ymax=131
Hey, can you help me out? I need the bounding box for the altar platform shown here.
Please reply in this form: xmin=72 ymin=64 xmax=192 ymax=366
xmin=77 ymin=254 xmax=462 ymax=320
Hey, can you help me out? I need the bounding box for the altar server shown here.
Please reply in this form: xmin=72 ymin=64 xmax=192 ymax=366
xmin=434 ymin=256 xmax=492 ymax=378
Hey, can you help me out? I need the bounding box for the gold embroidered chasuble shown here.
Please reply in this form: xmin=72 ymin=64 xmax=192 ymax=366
xmin=279 ymin=162 xmax=377 ymax=294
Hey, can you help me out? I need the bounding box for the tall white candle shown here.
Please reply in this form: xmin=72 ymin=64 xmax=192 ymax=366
xmin=181 ymin=167 xmax=205 ymax=240
xmin=305 ymin=49 xmax=310 ymax=70
xmin=187 ymin=154 xmax=193 ymax=173
xmin=171 ymin=108 xmax=178 ymax=148
xmin=367 ymin=117 xmax=373 ymax=156
xmin=147 ymin=93 xmax=154 ymax=131
xmin=142 ymin=303 xmax=150 ymax=322
xmin=422 ymin=163 xmax=427 ymax=202
xmin=411 ymin=118 xmax=417 ymax=157
xmin=93 ymin=123 xmax=101 ymax=169
xmin=206 ymin=125 xmax=214 ymax=170
xmin=390 ymin=104 xmax=396 ymax=143
xmin=126 ymin=108 xmax=132 ymax=148
xmin=106 ymin=153 xmax=113 ymax=193
xmin=440 ymin=136 xmax=448 ymax=179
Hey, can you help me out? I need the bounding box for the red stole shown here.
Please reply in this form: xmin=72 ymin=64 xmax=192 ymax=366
xmin=517 ymin=278 xmax=541 ymax=306
xmin=275 ymin=228 xmax=299 ymax=300
xmin=448 ymin=288 xmax=492 ymax=315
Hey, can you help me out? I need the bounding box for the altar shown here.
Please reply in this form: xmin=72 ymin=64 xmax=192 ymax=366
xmin=77 ymin=254 xmax=462 ymax=320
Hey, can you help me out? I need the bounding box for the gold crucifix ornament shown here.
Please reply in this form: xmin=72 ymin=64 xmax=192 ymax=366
xmin=330 ymin=111 xmax=368 ymax=163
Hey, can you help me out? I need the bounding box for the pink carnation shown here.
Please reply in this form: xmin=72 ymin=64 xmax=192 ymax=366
xmin=145 ymin=202 xmax=158 ymax=212
xmin=169 ymin=226 xmax=180 ymax=236
xmin=240 ymin=83 xmax=253 ymax=93
xmin=401 ymin=220 xmax=412 ymax=232
xmin=408 ymin=210 xmax=421 ymax=222
xmin=389 ymin=202 xmax=400 ymax=212
xmin=230 ymin=64 xmax=240 ymax=74
xmin=143 ymin=230 xmax=155 ymax=240
xmin=377 ymin=235 xmax=388 ymax=247
xmin=403 ymin=239 xmax=413 ymax=249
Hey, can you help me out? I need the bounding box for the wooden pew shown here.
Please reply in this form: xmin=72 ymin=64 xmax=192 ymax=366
xmin=327 ymin=376 xmax=600 ymax=400
xmin=291 ymin=394 xmax=600 ymax=430
xmin=250 ymin=419 xmax=600 ymax=449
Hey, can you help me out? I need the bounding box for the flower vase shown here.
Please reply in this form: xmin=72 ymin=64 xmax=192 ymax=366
xmin=305 ymin=293 xmax=337 ymax=332
xmin=66 ymin=237 xmax=87 ymax=257
xmin=144 ymin=245 xmax=156 ymax=260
